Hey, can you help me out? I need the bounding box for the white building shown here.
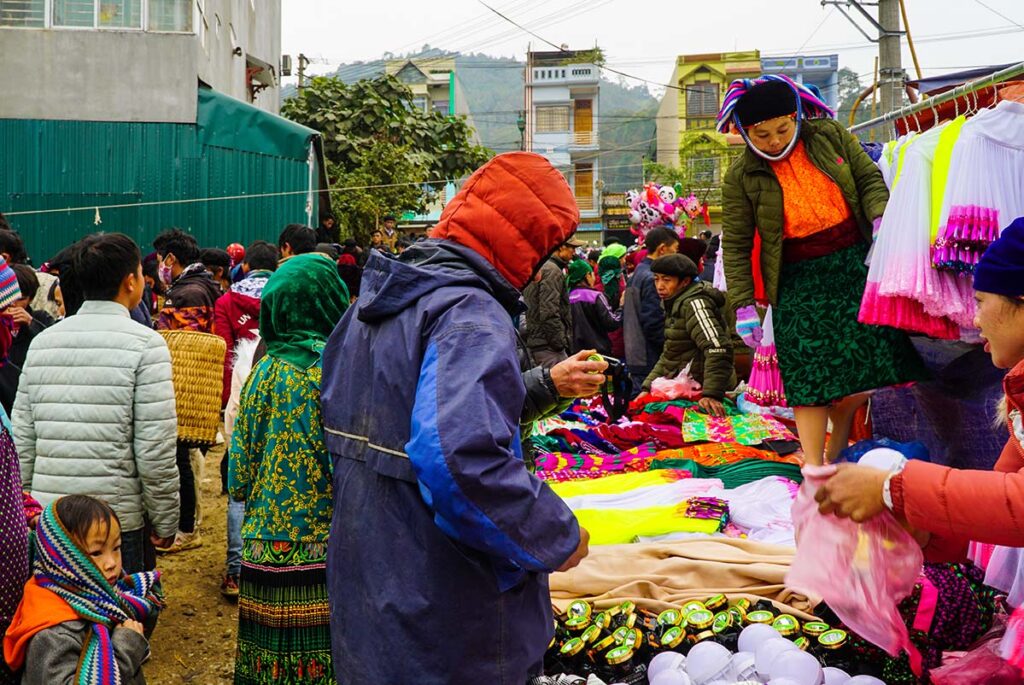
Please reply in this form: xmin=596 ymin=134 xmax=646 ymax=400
xmin=525 ymin=49 xmax=602 ymax=241
xmin=0 ymin=0 xmax=283 ymax=122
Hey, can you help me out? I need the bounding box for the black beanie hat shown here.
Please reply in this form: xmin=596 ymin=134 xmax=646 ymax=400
xmin=651 ymin=254 xmax=698 ymax=280
xmin=734 ymin=80 xmax=798 ymax=128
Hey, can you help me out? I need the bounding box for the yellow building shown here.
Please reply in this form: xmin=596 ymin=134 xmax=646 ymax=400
xmin=656 ymin=50 xmax=762 ymax=224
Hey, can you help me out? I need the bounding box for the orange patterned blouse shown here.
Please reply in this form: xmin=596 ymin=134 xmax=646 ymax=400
xmin=770 ymin=140 xmax=853 ymax=239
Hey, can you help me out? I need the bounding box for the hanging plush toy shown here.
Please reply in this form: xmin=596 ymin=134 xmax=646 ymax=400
xmin=627 ymin=182 xmax=691 ymax=242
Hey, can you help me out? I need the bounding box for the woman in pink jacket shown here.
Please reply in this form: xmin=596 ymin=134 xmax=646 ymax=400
xmin=817 ymin=217 xmax=1024 ymax=561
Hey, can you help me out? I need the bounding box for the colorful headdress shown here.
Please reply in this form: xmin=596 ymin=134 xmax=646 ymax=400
xmin=715 ymin=74 xmax=834 ymax=161
xmin=716 ymin=74 xmax=834 ymax=133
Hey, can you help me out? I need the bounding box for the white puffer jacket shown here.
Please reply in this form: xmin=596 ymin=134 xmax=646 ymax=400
xmin=12 ymin=300 xmax=180 ymax=536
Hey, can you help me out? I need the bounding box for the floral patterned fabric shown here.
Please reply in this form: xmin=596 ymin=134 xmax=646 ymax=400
xmin=775 ymin=241 xmax=928 ymax=406
xmin=228 ymin=353 xmax=332 ymax=542
xmin=681 ymin=409 xmax=796 ymax=446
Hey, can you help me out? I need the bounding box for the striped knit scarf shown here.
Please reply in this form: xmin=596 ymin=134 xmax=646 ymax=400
xmin=33 ymin=504 xmax=163 ymax=685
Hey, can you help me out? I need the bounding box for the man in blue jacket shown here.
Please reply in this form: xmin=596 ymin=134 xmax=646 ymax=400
xmin=623 ymin=226 xmax=681 ymax=393
xmin=321 ymin=152 xmax=591 ymax=684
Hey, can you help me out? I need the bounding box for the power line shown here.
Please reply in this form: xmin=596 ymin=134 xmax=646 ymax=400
xmin=3 ymin=157 xmax=665 ymax=219
xmin=788 ymin=7 xmax=837 ymax=59
xmin=396 ymin=0 xmax=540 ymax=55
xmin=476 ymin=0 xmax=696 ymax=93
xmin=457 ymin=0 xmax=613 ymax=56
xmin=972 ymin=0 xmax=1024 ymax=30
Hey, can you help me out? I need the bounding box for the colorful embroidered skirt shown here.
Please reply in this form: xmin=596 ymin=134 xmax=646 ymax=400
xmin=774 ymin=241 xmax=927 ymax=406
xmin=235 ymin=539 xmax=333 ymax=684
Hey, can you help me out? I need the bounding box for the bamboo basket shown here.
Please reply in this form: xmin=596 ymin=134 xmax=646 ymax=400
xmin=159 ymin=330 xmax=226 ymax=447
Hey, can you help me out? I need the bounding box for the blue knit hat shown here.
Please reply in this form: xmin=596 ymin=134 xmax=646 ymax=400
xmin=974 ymin=217 xmax=1024 ymax=298
xmin=0 ymin=258 xmax=21 ymax=310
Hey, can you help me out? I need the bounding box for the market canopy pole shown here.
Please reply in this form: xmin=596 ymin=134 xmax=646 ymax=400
xmin=849 ymin=60 xmax=1024 ymax=135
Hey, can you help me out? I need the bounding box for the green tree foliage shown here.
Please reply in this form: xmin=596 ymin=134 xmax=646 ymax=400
xmin=643 ymin=158 xmax=692 ymax=187
xmin=837 ymin=67 xmax=873 ymax=129
xmin=282 ymin=74 xmax=490 ymax=242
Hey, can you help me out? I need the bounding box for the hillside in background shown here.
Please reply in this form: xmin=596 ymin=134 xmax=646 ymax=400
xmin=286 ymin=47 xmax=659 ymax=192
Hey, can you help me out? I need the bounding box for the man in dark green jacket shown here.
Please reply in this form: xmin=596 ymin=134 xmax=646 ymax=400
xmin=643 ymin=254 xmax=736 ymax=417
xmin=523 ymin=239 xmax=582 ymax=367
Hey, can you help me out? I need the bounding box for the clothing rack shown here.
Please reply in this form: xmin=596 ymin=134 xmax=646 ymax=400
xmin=850 ymin=60 xmax=1024 ymax=137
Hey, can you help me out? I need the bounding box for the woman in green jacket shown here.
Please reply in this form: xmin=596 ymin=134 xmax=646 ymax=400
xmin=718 ymin=75 xmax=925 ymax=465
xmin=228 ymin=253 xmax=350 ymax=684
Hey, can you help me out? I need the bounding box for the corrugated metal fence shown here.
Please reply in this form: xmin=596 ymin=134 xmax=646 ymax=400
xmin=0 ymin=113 xmax=315 ymax=262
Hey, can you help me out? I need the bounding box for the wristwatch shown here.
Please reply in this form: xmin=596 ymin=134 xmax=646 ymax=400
xmin=541 ymin=366 xmax=560 ymax=400
xmin=882 ymin=473 xmax=897 ymax=511
xmin=881 ymin=459 xmax=907 ymax=511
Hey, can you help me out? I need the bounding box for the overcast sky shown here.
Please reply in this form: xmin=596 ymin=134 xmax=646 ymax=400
xmin=281 ymin=0 xmax=1023 ymax=97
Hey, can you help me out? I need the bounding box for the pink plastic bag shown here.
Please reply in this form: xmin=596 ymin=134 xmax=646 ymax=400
xmin=650 ymin=363 xmax=702 ymax=400
xmin=786 ymin=465 xmax=924 ymax=660
xmin=931 ymin=614 xmax=1024 ymax=685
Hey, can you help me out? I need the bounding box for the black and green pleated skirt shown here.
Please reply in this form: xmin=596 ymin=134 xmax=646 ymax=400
xmin=234 ymin=539 xmax=334 ymax=684
xmin=774 ymin=239 xmax=927 ymax=406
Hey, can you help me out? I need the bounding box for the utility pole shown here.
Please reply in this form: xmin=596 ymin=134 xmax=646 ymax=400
xmin=297 ymin=53 xmax=309 ymax=94
xmin=877 ymin=0 xmax=904 ymax=117
xmin=822 ymin=0 xmax=907 ymax=138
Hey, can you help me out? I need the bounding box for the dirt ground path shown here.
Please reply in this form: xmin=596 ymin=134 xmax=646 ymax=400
xmin=147 ymin=446 xmax=238 ymax=684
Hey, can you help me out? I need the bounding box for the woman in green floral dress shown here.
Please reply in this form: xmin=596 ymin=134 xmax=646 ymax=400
xmin=228 ymin=252 xmax=349 ymax=684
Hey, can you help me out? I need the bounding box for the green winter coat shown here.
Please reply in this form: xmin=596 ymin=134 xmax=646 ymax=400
xmin=721 ymin=118 xmax=889 ymax=310
xmin=643 ymin=280 xmax=737 ymax=400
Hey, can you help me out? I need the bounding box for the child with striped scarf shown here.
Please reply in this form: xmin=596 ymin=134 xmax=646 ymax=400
xmin=3 ymin=495 xmax=164 ymax=685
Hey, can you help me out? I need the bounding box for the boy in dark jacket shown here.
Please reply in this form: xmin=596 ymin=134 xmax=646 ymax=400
xmin=566 ymin=258 xmax=620 ymax=356
xmin=153 ymin=229 xmax=220 ymax=333
xmin=622 ymin=227 xmax=680 ymax=392
xmin=643 ymin=254 xmax=736 ymax=417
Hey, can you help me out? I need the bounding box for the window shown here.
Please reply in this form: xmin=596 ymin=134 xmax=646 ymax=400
xmin=148 ymin=0 xmax=190 ymax=30
xmin=52 ymin=0 xmax=142 ymax=28
xmin=688 ymin=156 xmax=720 ymax=186
xmin=2 ymin=0 xmax=189 ymax=29
xmin=411 ymin=97 xmax=427 ymax=112
xmin=432 ymin=100 xmax=450 ymax=116
xmin=535 ymin=105 xmax=569 ymax=133
xmin=0 ymin=0 xmax=45 ymax=26
xmin=98 ymin=0 xmax=142 ymax=28
xmin=52 ymin=0 xmax=94 ymax=26
xmin=686 ymin=81 xmax=719 ymax=118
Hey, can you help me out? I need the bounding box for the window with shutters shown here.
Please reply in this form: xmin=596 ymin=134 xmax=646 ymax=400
xmin=535 ymin=105 xmax=569 ymax=133
xmin=686 ymin=81 xmax=720 ymax=118
xmin=0 ymin=0 xmax=44 ymax=26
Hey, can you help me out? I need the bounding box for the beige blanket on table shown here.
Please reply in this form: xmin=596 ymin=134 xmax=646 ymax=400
xmin=550 ymin=538 xmax=819 ymax=621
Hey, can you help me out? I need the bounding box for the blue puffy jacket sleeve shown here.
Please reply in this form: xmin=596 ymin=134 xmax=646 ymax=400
xmin=406 ymin=321 xmax=581 ymax=574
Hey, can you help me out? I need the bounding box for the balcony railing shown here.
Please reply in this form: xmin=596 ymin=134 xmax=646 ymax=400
xmin=571 ymin=130 xmax=597 ymax=147
xmin=685 ymin=117 xmax=717 ymax=131
xmin=576 ymin=194 xmax=596 ymax=212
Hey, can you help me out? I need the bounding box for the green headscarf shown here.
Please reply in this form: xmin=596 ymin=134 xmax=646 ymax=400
xmin=566 ymin=259 xmax=593 ymax=287
xmin=260 ymin=253 xmax=350 ymax=369
xmin=600 ymin=243 xmax=628 ymax=261
xmin=598 ymin=255 xmax=624 ymax=305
